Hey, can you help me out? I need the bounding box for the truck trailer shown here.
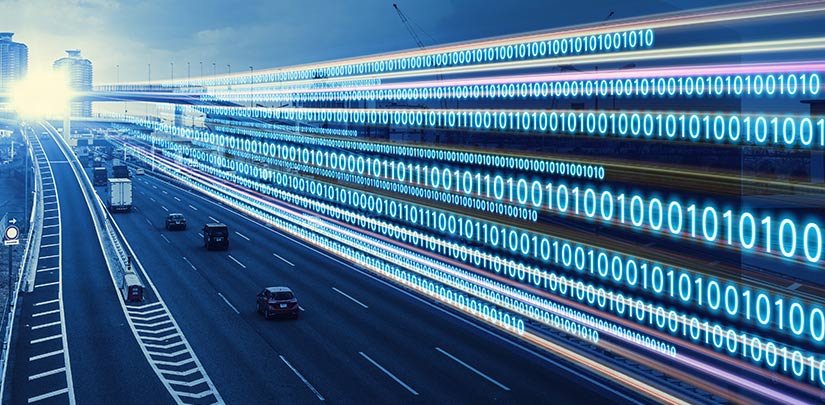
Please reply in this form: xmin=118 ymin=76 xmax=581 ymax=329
xmin=108 ymin=178 xmax=132 ymax=212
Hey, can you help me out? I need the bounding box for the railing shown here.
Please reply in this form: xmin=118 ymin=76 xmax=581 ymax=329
xmin=43 ymin=121 xmax=144 ymax=294
xmin=0 ymin=127 xmax=43 ymax=399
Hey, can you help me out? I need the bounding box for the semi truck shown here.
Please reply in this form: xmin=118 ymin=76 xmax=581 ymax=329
xmin=93 ymin=167 xmax=107 ymax=186
xmin=108 ymin=178 xmax=132 ymax=212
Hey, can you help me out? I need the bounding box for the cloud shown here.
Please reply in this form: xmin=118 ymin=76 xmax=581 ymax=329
xmin=0 ymin=0 xmax=752 ymax=84
xmin=195 ymin=27 xmax=237 ymax=44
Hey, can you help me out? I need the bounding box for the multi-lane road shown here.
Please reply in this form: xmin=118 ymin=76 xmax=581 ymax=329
xmin=6 ymin=127 xmax=642 ymax=403
xmin=110 ymin=165 xmax=634 ymax=403
xmin=7 ymin=128 xmax=169 ymax=404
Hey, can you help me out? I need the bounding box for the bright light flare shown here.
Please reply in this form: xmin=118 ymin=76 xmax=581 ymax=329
xmin=9 ymin=70 xmax=73 ymax=118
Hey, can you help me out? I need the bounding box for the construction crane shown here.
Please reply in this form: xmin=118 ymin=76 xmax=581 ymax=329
xmin=392 ymin=3 xmax=448 ymax=110
xmin=393 ymin=3 xmax=427 ymax=50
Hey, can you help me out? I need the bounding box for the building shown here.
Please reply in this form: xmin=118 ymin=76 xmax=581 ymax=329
xmin=0 ymin=32 xmax=28 ymax=92
xmin=53 ymin=49 xmax=92 ymax=117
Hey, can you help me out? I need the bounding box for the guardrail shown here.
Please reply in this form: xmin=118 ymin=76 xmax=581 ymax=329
xmin=0 ymin=127 xmax=44 ymax=399
xmin=43 ymin=122 xmax=144 ymax=298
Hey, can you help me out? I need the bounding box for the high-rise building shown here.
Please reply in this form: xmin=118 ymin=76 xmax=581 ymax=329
xmin=53 ymin=49 xmax=92 ymax=117
xmin=0 ymin=32 xmax=28 ymax=92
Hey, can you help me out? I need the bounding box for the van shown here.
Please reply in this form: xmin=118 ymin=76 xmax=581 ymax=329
xmin=203 ymin=223 xmax=229 ymax=250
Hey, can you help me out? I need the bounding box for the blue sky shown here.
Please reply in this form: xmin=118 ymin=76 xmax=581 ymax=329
xmin=0 ymin=0 xmax=741 ymax=84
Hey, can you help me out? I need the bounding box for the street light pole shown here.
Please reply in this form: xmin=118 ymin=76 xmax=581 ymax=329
xmin=199 ymin=61 xmax=203 ymax=77
xmin=187 ymin=61 xmax=190 ymax=85
xmin=249 ymin=66 xmax=254 ymax=107
xmin=147 ymin=63 xmax=151 ymax=118
xmin=24 ymin=131 xmax=29 ymax=232
xmin=227 ymin=64 xmax=231 ymax=74
xmin=212 ymin=62 xmax=216 ymax=76
xmin=170 ymin=62 xmax=174 ymax=81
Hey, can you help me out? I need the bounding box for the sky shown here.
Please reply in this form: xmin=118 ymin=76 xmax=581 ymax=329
xmin=0 ymin=0 xmax=742 ymax=85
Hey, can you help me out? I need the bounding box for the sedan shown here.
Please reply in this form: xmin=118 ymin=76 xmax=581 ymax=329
xmin=256 ymin=287 xmax=299 ymax=319
xmin=165 ymin=213 xmax=187 ymax=230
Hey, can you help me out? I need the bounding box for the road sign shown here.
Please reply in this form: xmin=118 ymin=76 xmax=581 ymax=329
xmin=4 ymin=224 xmax=20 ymax=246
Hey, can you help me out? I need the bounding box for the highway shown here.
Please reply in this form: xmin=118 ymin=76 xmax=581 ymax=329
xmin=7 ymin=128 xmax=169 ymax=404
xmin=104 ymin=165 xmax=636 ymax=403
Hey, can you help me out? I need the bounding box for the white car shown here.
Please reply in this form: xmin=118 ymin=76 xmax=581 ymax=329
xmin=135 ymin=168 xmax=145 ymax=175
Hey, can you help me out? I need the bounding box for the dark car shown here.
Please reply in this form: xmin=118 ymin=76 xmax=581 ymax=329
xmin=203 ymin=223 xmax=229 ymax=250
xmin=165 ymin=213 xmax=187 ymax=230
xmin=256 ymin=287 xmax=299 ymax=319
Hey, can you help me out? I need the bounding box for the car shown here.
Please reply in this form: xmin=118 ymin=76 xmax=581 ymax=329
xmin=256 ymin=287 xmax=299 ymax=319
xmin=165 ymin=213 xmax=187 ymax=230
xmin=135 ymin=168 xmax=145 ymax=175
xmin=203 ymin=223 xmax=229 ymax=250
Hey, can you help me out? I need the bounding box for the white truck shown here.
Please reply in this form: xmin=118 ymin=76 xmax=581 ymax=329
xmin=108 ymin=178 xmax=133 ymax=212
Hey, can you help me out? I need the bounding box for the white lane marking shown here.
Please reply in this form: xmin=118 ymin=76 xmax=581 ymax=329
xmin=43 ymin=217 xmax=58 ymax=220
xmin=27 ymin=387 xmax=69 ymax=403
xmin=188 ymin=204 xmax=198 ymax=211
xmin=217 ymin=293 xmax=240 ymax=315
xmin=228 ymin=255 xmax=246 ymax=269
xmin=279 ymin=355 xmax=324 ymax=401
xmin=145 ymin=167 xmax=639 ymax=404
xmin=153 ymin=185 xmax=158 ymax=189
xmin=162 ymin=190 xmax=168 ymax=194
xmin=160 ymin=234 xmax=171 ymax=244
xmin=252 ymin=215 xmax=642 ymax=403
xmin=36 ymin=267 xmax=58 ymax=273
xmin=40 ymin=243 xmax=59 ymax=248
xmin=42 ymin=225 xmax=59 ymax=229
xmin=332 ymin=287 xmax=368 ymax=309
xmin=182 ymin=257 xmax=197 ymax=270
xmin=131 ymin=313 xmax=168 ymax=322
xmin=34 ymin=281 xmax=59 ymax=289
xmin=144 ymin=342 xmax=186 ymax=351
xmin=173 ymin=196 xmax=180 ymax=201
xmin=29 ymin=349 xmax=63 ymax=361
xmin=32 ymin=309 xmax=60 ymax=318
xmin=28 ymin=367 xmax=66 ymax=381
xmin=145 ymin=218 xmax=153 ymax=226
xmin=435 ymin=347 xmax=510 ymax=391
xmin=31 ymin=321 xmax=61 ymax=330
xmin=208 ymin=216 xmax=219 ymax=222
xmin=28 ymin=127 xmax=75 ymax=402
xmin=126 ymin=302 xmax=163 ymax=311
xmin=150 ymin=197 xmax=156 ymax=202
xmin=273 ymin=253 xmax=294 ymax=267
xmin=135 ymin=325 xmax=176 ymax=335
xmin=30 ymin=334 xmax=62 ymax=345
xmin=358 ymin=352 xmax=418 ymax=395
xmin=197 ymin=232 xmax=203 ymax=238
xmin=298 ymin=306 xmax=305 ymax=312
xmin=41 ymin=234 xmax=59 ymax=238
xmin=33 ymin=299 xmax=59 ymax=307
xmin=161 ymin=205 xmax=169 ymax=212
xmin=38 ymin=254 xmax=59 ymax=259
xmin=788 ymin=282 xmax=801 ymax=290
xmin=234 ymin=231 xmax=250 ymax=241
